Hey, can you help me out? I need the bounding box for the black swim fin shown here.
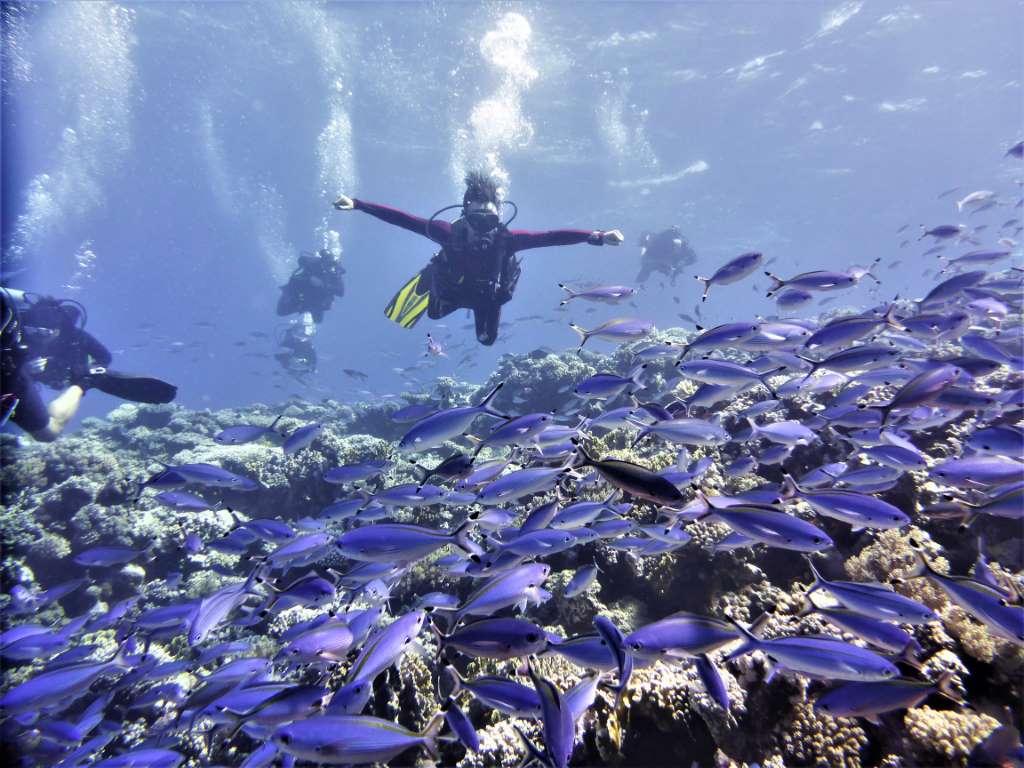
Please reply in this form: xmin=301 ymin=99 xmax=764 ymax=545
xmin=85 ymin=369 xmax=178 ymax=404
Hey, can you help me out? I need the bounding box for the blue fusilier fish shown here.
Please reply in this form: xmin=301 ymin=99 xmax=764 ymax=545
xmin=264 ymin=533 xmax=334 ymax=569
xmin=275 ymin=621 xmax=354 ymax=664
xmin=91 ymin=748 xmax=184 ymax=768
xmin=495 ymin=528 xmax=580 ymax=558
xmin=965 ymin=424 xmax=1024 ymax=455
xmin=442 ymin=697 xmax=479 ymax=753
xmin=543 ymin=634 xmax=618 ymax=671
xmin=188 ymin=567 xmax=264 ymax=646
xmin=213 ymin=415 xmax=282 ymax=445
xmin=930 ymin=454 xmax=1024 ymax=488
xmin=804 ymin=558 xmax=937 ymax=624
xmin=630 ymin=415 xmax=730 ymax=448
xmin=593 ymin=615 xmax=632 ymax=705
xmin=0 ymin=644 xmax=135 ymax=713
xmin=814 ymin=670 xmax=962 ymax=724
xmin=623 ymin=611 xmax=738 ymax=660
xmin=435 ymin=617 xmax=548 ymax=660
xmin=165 ymin=462 xmax=261 ymax=491
xmin=862 ymin=363 xmax=964 ymax=425
xmin=920 ymin=269 xmax=988 ymax=306
xmin=73 ymin=545 xmax=152 ymax=567
xmin=550 ymin=493 xmax=623 ymax=529
xmin=390 ymin=402 xmax=438 ymax=423
xmin=778 ymin=474 xmax=909 ymax=531
xmin=476 ymin=466 xmax=570 ymax=506
xmin=344 ymin=610 xmax=427 ymax=687
xmin=800 ymin=597 xmax=919 ymax=655
xmin=569 ymin=317 xmax=654 ymax=349
xmin=694 ymin=251 xmax=763 ymax=301
xmin=907 ymin=546 xmax=1024 ymax=645
xmin=765 ymin=269 xmax=857 ymax=297
xmin=442 ymin=665 xmax=542 ymax=718
xmin=282 ymin=422 xmax=323 ymax=455
xmin=574 ymin=368 xmax=646 ymax=400
xmin=860 ymin=443 xmax=927 ymax=472
xmin=678 ymin=358 xmax=779 ymax=396
xmin=323 ymin=459 xmax=391 ymax=485
xmin=455 ymin=458 xmax=510 ymax=491
xmin=526 ymin=660 xmax=576 ymax=768
xmin=746 ymin=418 xmax=817 ymax=447
xmin=335 ymin=520 xmax=480 ymax=563
xmin=475 ymin=412 xmax=554 ymax=453
xmin=558 ymin=283 xmax=635 ymax=305
xmin=798 ymin=345 xmax=902 ymax=382
xmin=450 ymin=563 xmax=551 ymax=623
xmin=777 ymin=288 xmax=814 ymax=311
xmin=154 ymin=490 xmax=214 ymax=511
xmin=397 ymin=382 xmax=507 ymax=453
xmin=263 ymin=571 xmax=337 ymax=612
xmin=699 ymin=502 xmax=833 ymax=552
xmin=370 ymin=482 xmax=450 ymax=508
xmin=271 ymin=713 xmax=443 ymax=764
xmin=695 ymin=654 xmax=730 ymax=712
xmin=564 ymin=564 xmax=600 ymax=598
xmin=726 ymin=620 xmax=899 ymax=682
xmin=676 ymin=321 xmax=761 ymax=359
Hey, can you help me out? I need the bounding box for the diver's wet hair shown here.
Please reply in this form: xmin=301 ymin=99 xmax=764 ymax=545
xmin=463 ymin=171 xmax=500 ymax=206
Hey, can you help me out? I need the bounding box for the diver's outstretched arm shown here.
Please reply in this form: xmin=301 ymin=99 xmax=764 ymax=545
xmin=334 ymin=196 xmax=450 ymax=244
xmin=509 ymin=228 xmax=624 ymax=252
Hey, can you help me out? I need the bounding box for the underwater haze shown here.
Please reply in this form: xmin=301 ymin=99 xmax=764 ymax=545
xmin=1 ymin=2 xmax=1023 ymax=768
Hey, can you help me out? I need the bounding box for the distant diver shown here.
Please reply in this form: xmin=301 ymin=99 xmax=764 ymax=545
xmin=332 ymin=170 xmax=625 ymax=346
xmin=635 ymin=226 xmax=697 ymax=286
xmin=277 ymin=248 xmax=346 ymax=324
xmin=0 ymin=288 xmax=177 ymax=442
xmin=274 ymin=313 xmax=317 ymax=379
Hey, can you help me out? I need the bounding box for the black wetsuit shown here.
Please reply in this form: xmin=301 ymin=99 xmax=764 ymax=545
xmin=350 ymin=199 xmax=606 ymax=345
xmin=0 ymin=295 xmax=111 ymax=433
xmin=277 ymin=253 xmax=346 ymax=323
xmin=636 ymin=227 xmax=697 ymax=285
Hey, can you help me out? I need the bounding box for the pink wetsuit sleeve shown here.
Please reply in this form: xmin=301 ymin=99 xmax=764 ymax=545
xmin=353 ymin=199 xmax=450 ymax=244
xmin=509 ymin=229 xmax=603 ymax=252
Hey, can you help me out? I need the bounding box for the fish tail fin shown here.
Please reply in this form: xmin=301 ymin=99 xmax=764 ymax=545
xmin=569 ymin=323 xmax=589 ymax=349
xmin=764 ymin=272 xmax=784 ymax=296
xmin=935 ymin=669 xmax=966 ymax=705
xmin=797 ymin=593 xmax=816 ymax=618
xmin=408 ymin=458 xmax=428 ymax=484
xmin=268 ymin=414 xmax=284 ymax=432
xmin=803 ymin=555 xmax=826 ymax=593
xmin=903 ymin=539 xmax=931 ymax=579
xmin=419 ymin=712 xmax=446 ymax=759
xmin=512 ymin=725 xmax=547 ymax=768
xmin=452 ymin=519 xmax=483 ymax=557
xmin=758 ymin=367 xmax=783 ymax=398
xmin=695 ymin=275 xmax=711 ymax=302
xmin=724 ymin=617 xmax=759 ymax=661
xmin=779 ymin=473 xmax=800 ymax=501
xmin=477 ymin=381 xmax=504 ymax=411
xmin=882 ymin=303 xmax=908 ymax=332
xmin=558 ymin=283 xmax=575 ymax=305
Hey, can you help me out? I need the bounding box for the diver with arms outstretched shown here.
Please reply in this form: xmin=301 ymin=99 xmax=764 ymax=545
xmin=333 ymin=171 xmax=624 ymax=345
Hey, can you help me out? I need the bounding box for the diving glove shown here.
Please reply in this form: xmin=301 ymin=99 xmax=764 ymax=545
xmin=74 ymin=366 xmax=178 ymax=404
xmin=333 ymin=195 xmax=355 ymax=211
xmin=601 ymin=229 xmax=625 ymax=246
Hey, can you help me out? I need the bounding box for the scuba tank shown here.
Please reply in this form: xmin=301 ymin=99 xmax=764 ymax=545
xmin=426 ymin=200 xmax=521 ymax=304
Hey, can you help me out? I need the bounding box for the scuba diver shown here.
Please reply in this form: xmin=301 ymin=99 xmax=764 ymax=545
xmin=332 ymin=170 xmax=624 ymax=346
xmin=274 ymin=313 xmax=317 ymax=379
xmin=635 ymin=226 xmax=697 ymax=286
xmin=277 ymin=248 xmax=346 ymax=323
xmin=0 ymin=289 xmax=177 ymax=442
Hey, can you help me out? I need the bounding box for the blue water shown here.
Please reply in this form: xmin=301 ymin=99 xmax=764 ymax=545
xmin=2 ymin=1 xmax=1021 ymax=421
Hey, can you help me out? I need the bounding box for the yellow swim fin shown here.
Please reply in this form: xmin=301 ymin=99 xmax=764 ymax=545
xmin=384 ymin=268 xmax=431 ymax=329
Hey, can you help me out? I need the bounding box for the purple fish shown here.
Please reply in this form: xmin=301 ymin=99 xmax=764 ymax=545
xmin=283 ymin=422 xmax=323 ymax=455
xmin=214 ymin=415 xmax=282 ymax=445
xmin=695 ymin=251 xmax=763 ymax=301
xmin=558 ymin=283 xmax=636 ymax=305
xmin=569 ymin=317 xmax=654 ymax=348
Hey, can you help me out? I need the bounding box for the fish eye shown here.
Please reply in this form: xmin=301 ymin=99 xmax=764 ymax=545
xmin=279 ymin=734 xmax=292 ymax=745
xmin=526 ymin=633 xmax=539 ymax=642
xmin=812 ymin=537 xmax=822 ymax=544
xmin=631 ymin=642 xmax=641 ymax=651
